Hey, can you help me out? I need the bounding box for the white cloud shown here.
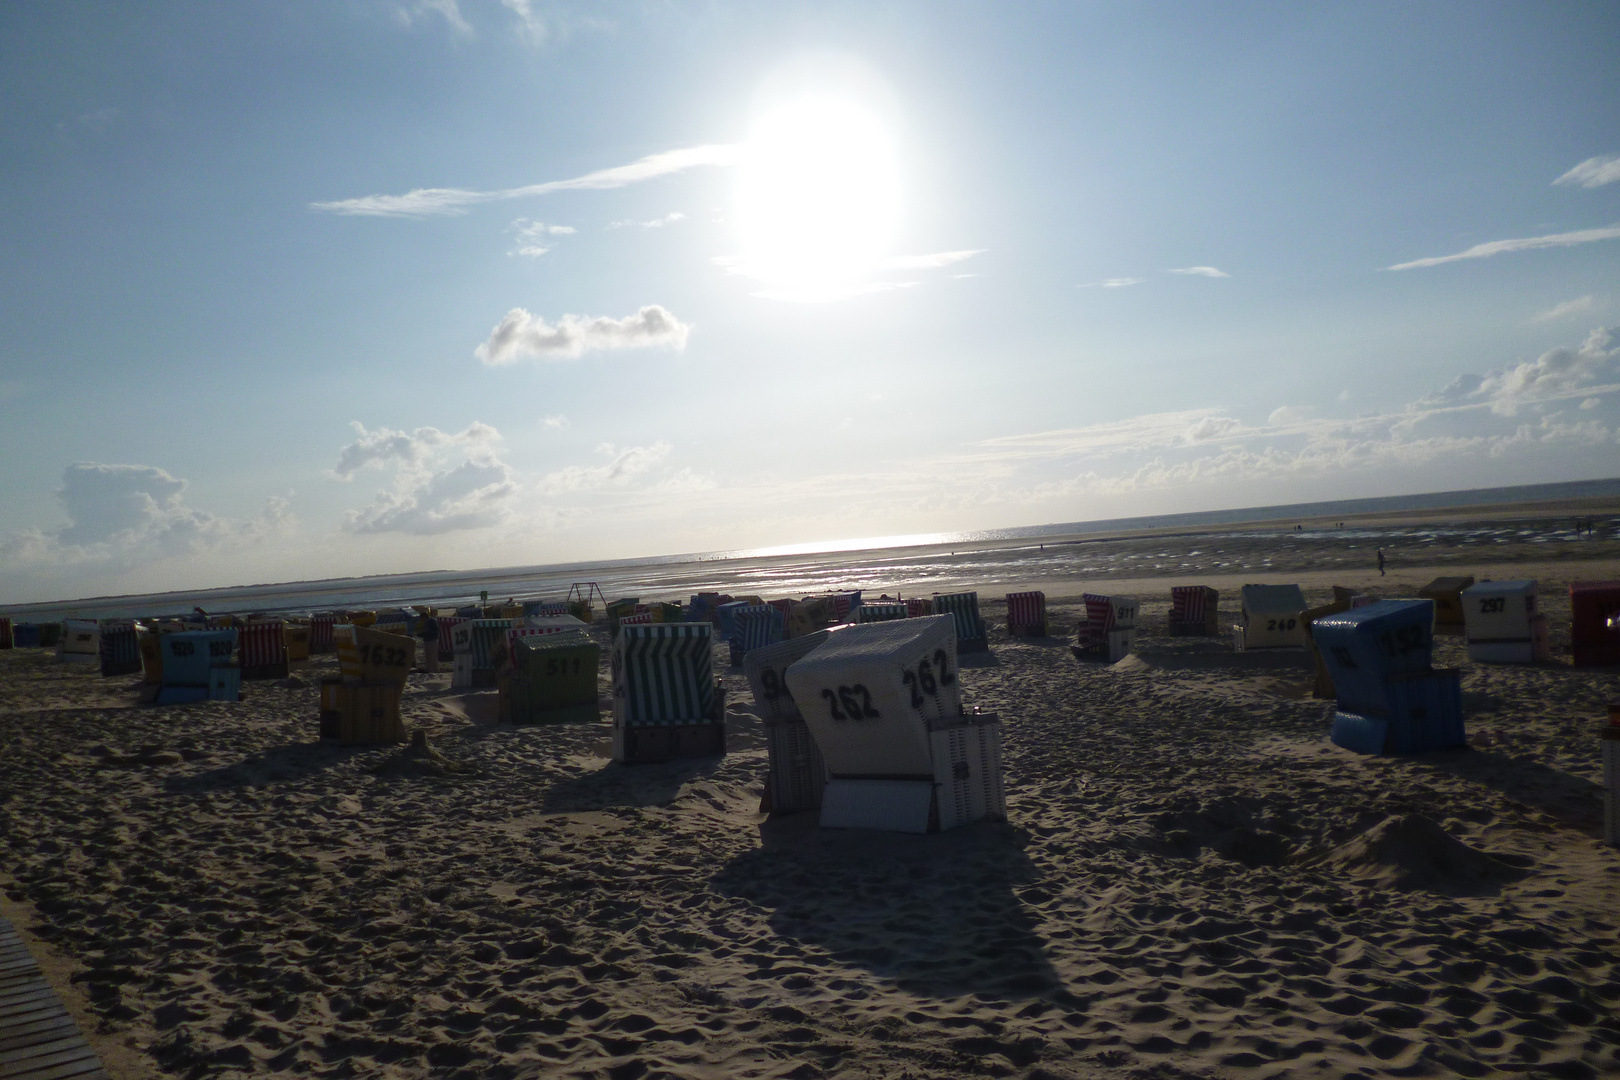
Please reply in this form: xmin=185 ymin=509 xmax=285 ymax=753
xmin=1079 ymin=277 xmax=1143 ymax=289
xmin=1532 ymin=295 xmax=1596 ymax=323
xmin=1386 ymin=225 xmax=1620 ymax=271
xmin=879 ymin=250 xmax=984 ymax=270
xmin=1184 ymin=416 xmax=1243 ymax=442
xmin=312 ymin=144 xmax=744 ymax=217
xmin=331 ymin=420 xmax=499 ymax=478
xmin=538 ymin=442 xmax=672 ymax=493
xmin=508 ymin=218 xmax=575 ymax=257
xmin=1167 ymin=266 xmax=1230 ymax=278
xmin=1554 ymin=154 xmax=1620 ymax=189
xmin=345 ymin=456 xmax=516 ymax=535
xmin=542 ymin=414 xmax=570 ymax=429
xmin=499 ymin=0 xmax=546 ymax=44
xmin=476 ymin=305 xmax=690 ymax=364
xmin=1582 ymin=398 xmax=1602 ymax=410
xmin=334 ymin=420 xmax=515 ymax=535
xmin=1472 ymin=327 xmax=1617 ymax=414
xmin=607 ymin=212 xmax=686 ymax=230
xmin=3 ymin=463 xmax=296 ymax=574
xmin=1267 ymin=405 xmax=1311 ymax=426
xmin=397 ymin=0 xmax=473 ymax=37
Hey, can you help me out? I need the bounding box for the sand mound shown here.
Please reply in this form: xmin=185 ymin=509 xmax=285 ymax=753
xmin=1318 ymin=813 xmax=1529 ymax=894
xmin=370 ymin=730 xmax=479 ymax=778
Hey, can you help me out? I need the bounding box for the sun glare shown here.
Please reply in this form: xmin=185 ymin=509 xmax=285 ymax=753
xmin=736 ymin=95 xmax=901 ymax=301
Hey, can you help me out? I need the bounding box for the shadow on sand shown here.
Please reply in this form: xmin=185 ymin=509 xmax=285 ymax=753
xmin=711 ymin=816 xmax=1067 ymax=1002
xmin=164 ymin=742 xmax=356 ymax=791
xmin=1409 ymin=748 xmax=1608 ymax=835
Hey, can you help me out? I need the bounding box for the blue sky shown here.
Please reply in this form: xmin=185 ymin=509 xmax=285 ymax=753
xmin=2 ymin=1 xmax=1619 ymax=602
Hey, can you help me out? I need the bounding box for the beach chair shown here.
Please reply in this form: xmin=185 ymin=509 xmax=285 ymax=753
xmin=728 ymin=604 xmax=785 ymax=666
xmin=932 ymin=591 xmax=989 ymax=654
xmin=1236 ymin=585 xmax=1308 ymax=650
xmin=1461 ymin=580 xmax=1546 ymax=664
xmin=499 ymin=629 xmax=599 ymax=724
xmin=1006 ymin=591 xmax=1047 ymax=637
xmin=855 ymin=602 xmax=909 ymax=624
xmin=1570 ymin=581 xmax=1620 ymax=667
xmin=0 ymin=617 xmax=10 ymax=650
xmin=742 ymin=629 xmax=849 ymax=814
xmin=450 ymin=619 xmax=509 ymax=687
xmin=1168 ymin=586 xmax=1219 ymax=636
xmin=611 ymin=623 xmax=724 ymax=764
xmin=905 ymin=597 xmax=933 ymax=618
xmin=1074 ymin=594 xmax=1138 ymax=662
xmin=1315 ymin=600 xmax=1463 ymax=755
xmin=97 ymin=619 xmax=142 ymax=677
xmin=154 ymin=629 xmax=240 ymax=704
xmin=57 ymin=619 xmax=100 ymax=664
xmin=11 ymin=623 xmax=40 ymax=648
xmin=787 ymin=597 xmax=834 ymax=638
xmin=783 ymin=616 xmax=1004 ymax=833
xmin=239 ymin=620 xmax=290 ymax=679
xmin=1418 ymin=576 xmax=1474 ymax=634
xmin=1301 ymin=598 xmax=1353 ymax=699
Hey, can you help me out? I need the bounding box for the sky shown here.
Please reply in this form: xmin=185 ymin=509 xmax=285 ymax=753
xmin=2 ymin=1 xmax=1619 ymax=603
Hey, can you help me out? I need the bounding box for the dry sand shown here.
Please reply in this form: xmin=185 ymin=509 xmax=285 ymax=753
xmin=3 ymin=561 xmax=1620 ymax=1079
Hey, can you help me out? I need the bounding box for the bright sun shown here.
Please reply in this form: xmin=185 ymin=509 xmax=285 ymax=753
xmin=736 ymin=95 xmax=900 ymax=300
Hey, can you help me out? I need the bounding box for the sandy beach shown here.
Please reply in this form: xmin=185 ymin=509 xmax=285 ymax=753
xmin=3 ymin=535 xmax=1620 ymax=1078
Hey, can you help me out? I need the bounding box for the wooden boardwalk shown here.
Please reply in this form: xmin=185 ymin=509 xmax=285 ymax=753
xmin=0 ymin=916 xmax=108 ymax=1080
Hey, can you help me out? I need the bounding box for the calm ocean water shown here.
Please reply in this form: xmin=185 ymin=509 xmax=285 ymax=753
xmin=9 ymin=478 xmax=1619 ymax=619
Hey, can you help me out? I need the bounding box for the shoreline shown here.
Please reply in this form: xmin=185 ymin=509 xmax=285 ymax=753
xmin=5 ymin=495 xmax=1619 ymax=618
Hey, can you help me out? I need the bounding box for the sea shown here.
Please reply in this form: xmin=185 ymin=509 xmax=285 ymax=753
xmin=8 ymin=477 xmax=1619 ymax=620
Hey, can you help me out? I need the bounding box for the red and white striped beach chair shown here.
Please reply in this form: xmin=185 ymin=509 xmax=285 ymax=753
xmin=239 ymin=620 xmax=289 ymax=679
xmin=309 ymin=615 xmax=338 ymax=652
xmin=1006 ymin=591 xmax=1047 ymax=636
xmin=1169 ymin=586 xmax=1219 ymax=636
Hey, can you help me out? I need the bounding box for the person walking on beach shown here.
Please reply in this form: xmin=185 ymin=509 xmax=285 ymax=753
xmin=1377 ymin=549 xmax=1386 ymax=576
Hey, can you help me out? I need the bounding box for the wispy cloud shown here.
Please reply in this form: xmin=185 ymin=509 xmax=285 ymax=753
xmin=1532 ymin=295 xmax=1596 ymax=323
xmin=607 ymin=212 xmax=686 ymax=230
xmin=538 ymin=442 xmax=672 ymax=493
xmin=499 ymin=0 xmax=546 ymax=44
xmin=1078 ymin=277 xmax=1143 ymax=289
xmin=476 ymin=305 xmax=691 ymax=364
xmin=397 ymin=0 xmax=473 ymax=37
xmin=1167 ymin=266 xmax=1229 ymax=278
xmin=508 ymin=217 xmax=575 ymax=257
xmin=1386 ymin=224 xmax=1620 ymax=270
xmin=312 ymin=144 xmax=744 ymax=218
xmin=879 ymin=250 xmax=984 ymax=270
xmin=542 ymin=414 xmax=570 ymax=430
xmin=1554 ymin=154 xmax=1620 ymax=189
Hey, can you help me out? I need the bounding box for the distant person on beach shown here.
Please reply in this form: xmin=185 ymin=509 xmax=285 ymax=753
xmin=419 ymin=616 xmax=440 ymax=673
xmin=1377 ymin=549 xmax=1386 ymax=576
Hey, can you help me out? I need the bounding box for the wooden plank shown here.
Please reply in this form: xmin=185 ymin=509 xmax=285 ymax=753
xmin=0 ymin=1016 xmax=79 ymax=1052
xmin=0 ymin=1055 xmax=106 ymax=1080
xmin=0 ymin=992 xmax=54 ymax=1012
xmin=0 ymin=1003 xmax=65 ymax=1031
xmin=0 ymin=1043 xmax=100 ymax=1079
xmin=0 ymin=918 xmax=106 ymax=1080
xmin=0 ymin=1035 xmax=89 ymax=1066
